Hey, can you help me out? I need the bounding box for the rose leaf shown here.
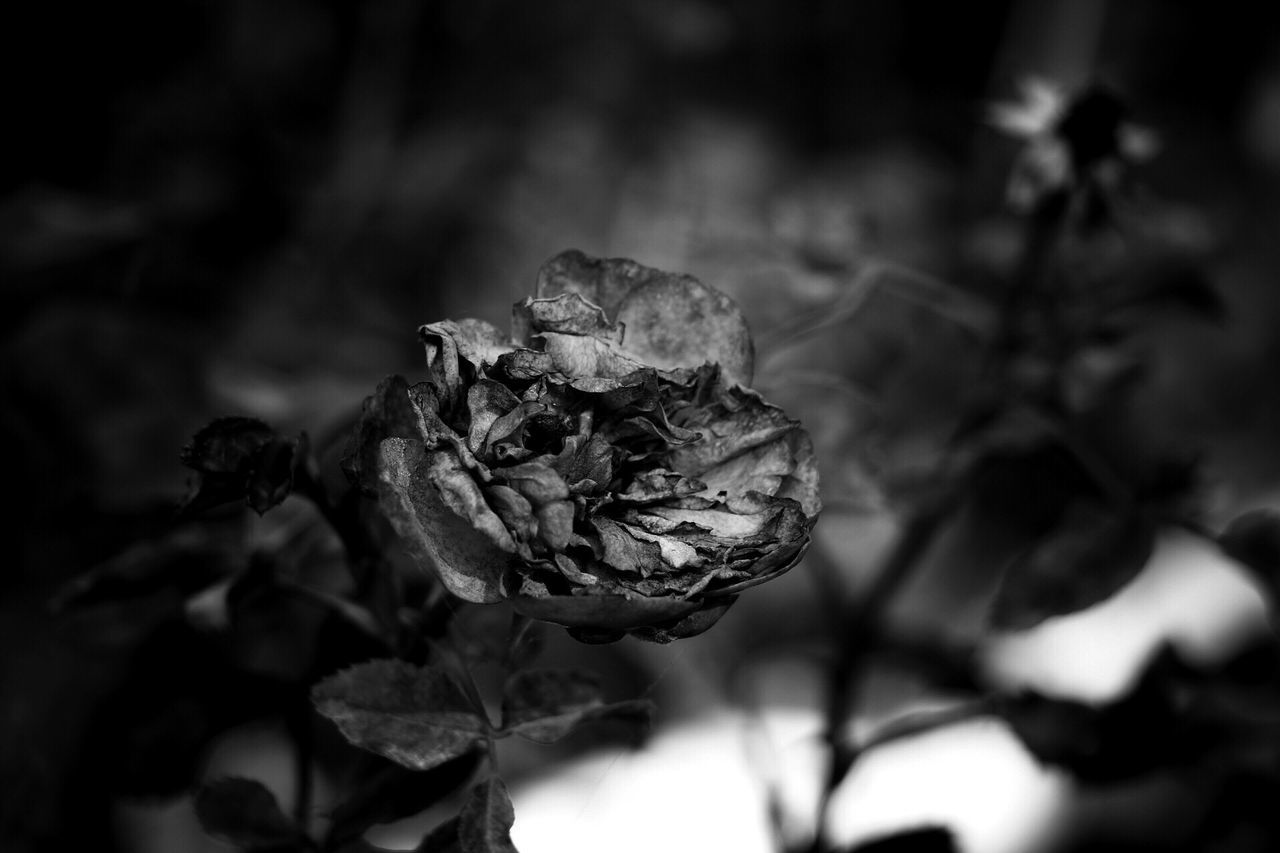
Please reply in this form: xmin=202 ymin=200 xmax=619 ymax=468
xmin=193 ymin=777 xmax=303 ymax=850
xmin=312 ymin=660 xmax=490 ymax=771
xmin=458 ymin=777 xmax=519 ymax=853
xmin=1220 ymin=509 xmax=1280 ymax=606
xmin=990 ymin=501 xmax=1154 ymax=631
xmin=499 ymin=669 xmax=653 ymax=744
xmin=324 ymin=750 xmax=484 ymax=851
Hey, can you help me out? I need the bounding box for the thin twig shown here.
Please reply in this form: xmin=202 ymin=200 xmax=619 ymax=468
xmin=808 ymin=483 xmax=965 ymax=853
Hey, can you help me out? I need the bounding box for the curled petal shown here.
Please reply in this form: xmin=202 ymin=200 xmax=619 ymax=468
xmin=378 ymin=439 xmax=512 ymax=603
xmin=536 ymin=249 xmax=754 ymax=387
xmin=512 ymin=293 xmax=623 ymax=345
xmin=495 ymin=462 xmax=569 ymax=507
xmin=628 ymin=598 xmax=737 ymax=643
xmin=484 ymin=484 xmax=537 ymax=545
xmin=593 ymin=518 xmax=669 ymax=577
xmin=540 ymin=332 xmax=647 ymax=380
xmin=773 ymin=429 xmax=822 ymax=518
xmin=510 ymin=591 xmax=700 ymax=631
xmin=535 ymin=500 xmax=575 ymax=551
xmin=466 ymin=379 xmax=521 ymax=453
xmin=668 ymin=391 xmax=798 ymax=477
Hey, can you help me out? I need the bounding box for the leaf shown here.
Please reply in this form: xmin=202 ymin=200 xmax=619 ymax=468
xmin=343 ymin=375 xmax=424 ymax=495
xmin=990 ymin=501 xmax=1154 ymax=630
xmin=458 ymin=777 xmax=518 ymax=853
xmin=324 ymin=750 xmax=484 ymax=851
xmin=845 ymin=826 xmax=957 ymax=853
xmin=182 ymin=417 xmax=278 ymax=475
xmin=998 ymin=646 xmax=1200 ymax=782
xmin=48 ymin=526 xmax=235 ymax=612
xmin=311 ymin=660 xmax=490 ymax=771
xmin=193 ymin=777 xmax=303 ymax=850
xmin=179 ymin=417 xmax=303 ymax=516
xmin=415 ymin=816 xmax=462 ymax=853
xmin=500 ymin=669 xmax=653 ymax=744
xmin=1220 ymin=509 xmax=1280 ymax=604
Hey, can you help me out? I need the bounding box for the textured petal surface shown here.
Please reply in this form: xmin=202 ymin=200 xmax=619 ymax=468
xmin=378 ymin=439 xmax=511 ymax=603
xmin=536 ymin=249 xmax=754 ymax=386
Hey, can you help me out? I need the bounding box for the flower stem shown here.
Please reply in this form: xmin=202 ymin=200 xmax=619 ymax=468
xmin=808 ymin=484 xmax=964 ymax=852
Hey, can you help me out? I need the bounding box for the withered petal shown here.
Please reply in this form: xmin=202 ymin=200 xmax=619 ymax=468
xmin=553 ymin=553 xmax=599 ymax=586
xmin=539 ymin=332 xmax=647 ymax=380
xmin=495 ymin=461 xmax=570 ymax=507
xmin=510 ymin=590 xmax=700 ymax=631
xmin=535 ymin=500 xmax=575 ymax=551
xmin=592 ymin=518 xmax=670 ymax=577
xmin=535 ymin=249 xmax=754 ymax=387
xmin=695 ymin=437 xmax=794 ymax=501
xmin=466 ymin=379 xmax=521 ymax=453
xmin=377 ymin=439 xmax=511 ymax=603
xmin=615 ymin=469 xmax=706 ymax=504
xmin=635 ymin=504 xmax=772 ymax=539
xmin=669 ymin=391 xmax=798 ymax=477
xmin=484 ymin=484 xmax=537 ymax=543
xmin=512 ymin=293 xmax=622 ymax=345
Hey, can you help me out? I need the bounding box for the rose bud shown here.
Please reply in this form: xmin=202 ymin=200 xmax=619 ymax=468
xmin=357 ymin=250 xmax=821 ymax=642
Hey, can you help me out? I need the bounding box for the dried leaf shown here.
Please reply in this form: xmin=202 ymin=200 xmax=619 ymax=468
xmin=991 ymin=502 xmax=1154 ymax=631
xmin=193 ymin=777 xmax=302 ymax=850
xmin=500 ymin=669 xmax=653 ymax=743
xmin=458 ymin=777 xmax=519 ymax=853
xmin=343 ymin=376 xmax=427 ymax=494
xmin=181 ymin=417 xmax=277 ymax=475
xmin=179 ymin=417 xmax=302 ymax=516
xmin=312 ymin=660 xmax=490 ymax=771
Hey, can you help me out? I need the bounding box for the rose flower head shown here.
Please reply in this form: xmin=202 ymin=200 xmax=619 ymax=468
xmin=351 ymin=250 xmax=821 ymax=643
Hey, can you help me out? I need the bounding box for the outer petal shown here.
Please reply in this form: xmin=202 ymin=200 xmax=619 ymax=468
xmin=511 ymin=293 xmax=623 ymax=345
xmin=378 ymin=438 xmax=513 ymax=603
xmin=536 ymin=249 xmax=755 ymax=387
xmin=509 ymin=591 xmax=700 ymax=631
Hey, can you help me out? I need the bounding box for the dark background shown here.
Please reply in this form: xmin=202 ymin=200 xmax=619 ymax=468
xmin=6 ymin=2 xmax=1280 ymax=851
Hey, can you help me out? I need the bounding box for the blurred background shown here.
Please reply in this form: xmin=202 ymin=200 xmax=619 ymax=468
xmin=8 ymin=1 xmax=1280 ymax=851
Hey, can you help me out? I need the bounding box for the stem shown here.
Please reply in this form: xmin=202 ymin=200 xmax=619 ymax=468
xmin=293 ymin=459 xmax=377 ymax=570
xmin=505 ymin=611 xmax=535 ymax=668
xmin=808 ymin=485 xmax=964 ymax=853
xmin=289 ymin=701 xmax=315 ymax=832
xmin=430 ymin=639 xmax=494 ymax=729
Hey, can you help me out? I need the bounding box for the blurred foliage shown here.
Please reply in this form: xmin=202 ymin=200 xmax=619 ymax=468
xmin=9 ymin=2 xmax=1280 ymax=853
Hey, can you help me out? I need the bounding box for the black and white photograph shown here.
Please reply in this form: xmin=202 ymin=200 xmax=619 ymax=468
xmin=7 ymin=2 xmax=1280 ymax=851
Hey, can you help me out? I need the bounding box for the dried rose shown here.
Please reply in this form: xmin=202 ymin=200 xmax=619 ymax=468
xmin=359 ymin=250 xmax=821 ymax=642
